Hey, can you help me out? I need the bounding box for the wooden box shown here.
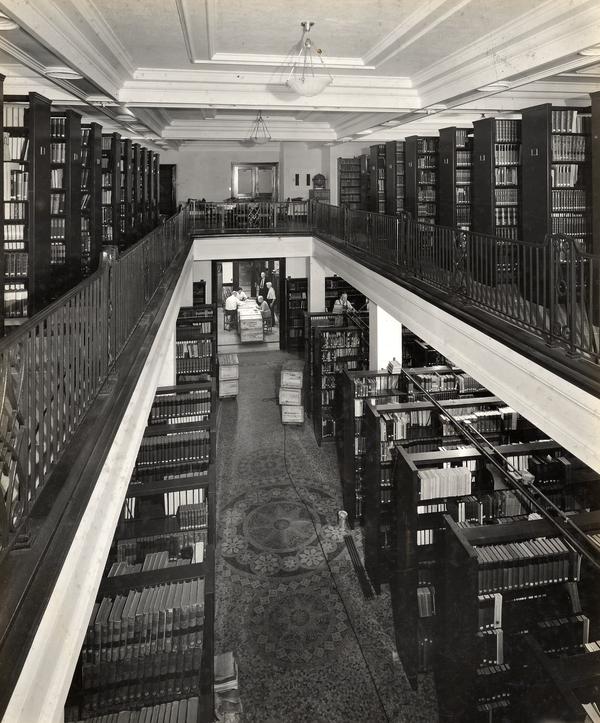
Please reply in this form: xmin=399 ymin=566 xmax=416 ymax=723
xmin=279 ymin=387 xmax=303 ymax=406
xmin=219 ymin=379 xmax=239 ymax=398
xmin=280 ymin=361 xmax=304 ymax=388
xmin=281 ymin=405 xmax=304 ymax=424
xmin=218 ymin=353 xmax=239 ymax=380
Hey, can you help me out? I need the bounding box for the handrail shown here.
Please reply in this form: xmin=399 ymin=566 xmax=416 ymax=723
xmin=0 ymin=206 xmax=192 ymax=555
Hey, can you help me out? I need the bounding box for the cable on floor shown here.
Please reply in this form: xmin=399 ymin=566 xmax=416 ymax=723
xmin=281 ymin=423 xmax=391 ymax=723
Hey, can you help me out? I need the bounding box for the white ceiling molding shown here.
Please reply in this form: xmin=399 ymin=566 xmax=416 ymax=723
xmin=417 ymin=2 xmax=600 ymax=108
xmin=0 ymin=0 xmax=129 ymax=98
xmin=204 ymin=53 xmax=373 ymax=70
xmin=365 ymin=0 xmax=473 ymax=69
xmin=175 ymin=0 xmax=212 ymax=64
xmin=161 ymin=117 xmax=337 ymax=142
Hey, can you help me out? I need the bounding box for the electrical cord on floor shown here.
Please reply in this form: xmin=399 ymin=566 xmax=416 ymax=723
xmin=281 ymin=423 xmax=391 ymax=723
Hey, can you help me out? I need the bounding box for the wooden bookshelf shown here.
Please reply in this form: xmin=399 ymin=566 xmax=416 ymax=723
xmin=435 ymin=507 xmax=600 ymax=722
xmin=385 ymin=141 xmax=405 ymax=215
xmin=101 ymin=132 xmax=121 ymax=247
xmin=176 ymin=304 xmax=218 ymax=384
xmin=284 ymin=276 xmax=308 ymax=352
xmin=369 ymin=143 xmax=386 ymax=213
xmin=312 ymin=324 xmax=369 ymax=446
xmin=405 ymin=136 xmax=439 ymax=225
xmin=3 ymin=93 xmax=51 ymax=328
xmin=338 ymin=156 xmax=362 ymax=210
xmin=324 ymin=275 xmax=367 ymax=313
xmin=80 ymin=122 xmax=102 ymax=276
xmin=141 ymin=147 xmax=150 ymax=234
xmin=66 ymin=379 xmax=217 ymax=721
xmin=337 ymin=369 xmax=403 ymax=525
xmin=133 ymin=143 xmax=143 ymax=238
xmin=402 ymin=328 xmax=448 ymax=367
xmin=359 ymin=153 xmax=370 ymax=210
xmin=150 ymin=151 xmax=160 ymax=227
xmin=439 ymin=127 xmax=473 ymax=230
xmin=49 ymin=110 xmax=82 ymax=297
xmin=119 ymin=138 xmax=134 ymax=247
xmin=303 ymin=311 xmax=339 ymax=418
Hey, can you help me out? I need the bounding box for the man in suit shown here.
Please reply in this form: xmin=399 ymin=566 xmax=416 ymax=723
xmin=256 ymin=271 xmax=268 ymax=299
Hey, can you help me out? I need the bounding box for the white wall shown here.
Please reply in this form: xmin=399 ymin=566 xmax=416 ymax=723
xmin=280 ymin=142 xmax=327 ymax=200
xmin=160 ymin=147 xmax=280 ymax=202
xmin=286 ymin=257 xmax=308 ymax=278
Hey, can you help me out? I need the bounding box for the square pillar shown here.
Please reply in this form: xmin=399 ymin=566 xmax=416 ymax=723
xmin=369 ymin=301 xmax=403 ymax=369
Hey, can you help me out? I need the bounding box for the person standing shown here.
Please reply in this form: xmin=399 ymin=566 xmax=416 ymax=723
xmin=256 ymin=271 xmax=268 ymax=299
xmin=266 ymin=281 xmax=277 ymax=325
xmin=332 ymin=292 xmax=354 ymax=314
xmin=224 ymin=290 xmax=240 ymax=330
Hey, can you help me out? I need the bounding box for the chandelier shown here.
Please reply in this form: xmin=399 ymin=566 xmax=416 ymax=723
xmin=247 ymin=110 xmax=271 ymax=145
xmin=287 ymin=21 xmax=333 ymax=97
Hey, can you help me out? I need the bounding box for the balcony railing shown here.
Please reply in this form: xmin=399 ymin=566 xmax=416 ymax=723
xmin=309 ymin=202 xmax=600 ymax=364
xmin=188 ymin=199 xmax=309 ymax=233
xmin=0 ymin=208 xmax=192 ymax=554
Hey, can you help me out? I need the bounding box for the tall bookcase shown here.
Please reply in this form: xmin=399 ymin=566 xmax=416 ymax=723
xmin=324 ymin=275 xmax=367 ymax=312
xmin=303 ymin=311 xmax=338 ymax=418
xmin=369 ymin=143 xmax=386 ymax=213
xmin=284 ymin=277 xmax=308 ymax=352
xmin=176 ymin=304 xmax=218 ymax=384
xmin=133 ymin=143 xmax=143 ymax=238
xmin=119 ymin=138 xmax=134 ymax=248
xmin=150 ymin=151 xmax=160 ymax=227
xmin=338 ymin=156 xmax=362 ymax=210
xmin=49 ymin=110 xmax=81 ymax=297
xmin=80 ymin=123 xmax=102 ymax=276
xmin=521 ymin=104 xmax=592 ymax=250
xmin=405 ymin=136 xmax=439 ymax=224
xmin=66 ymin=379 xmax=218 ymax=721
xmin=3 ymin=92 xmax=51 ymax=326
xmin=141 ymin=147 xmax=150 ymax=233
xmin=472 ymin=117 xmax=521 ymax=240
xmin=101 ymin=132 xmax=121 ymax=247
xmin=385 ymin=140 xmax=405 ymax=216
xmin=359 ymin=153 xmax=370 ymax=210
xmin=311 ymin=323 xmax=369 ymax=446
xmin=439 ymin=127 xmax=472 ymax=230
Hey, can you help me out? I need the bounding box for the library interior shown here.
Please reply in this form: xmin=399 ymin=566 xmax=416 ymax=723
xmin=2 ymin=1 xmax=600 ymax=721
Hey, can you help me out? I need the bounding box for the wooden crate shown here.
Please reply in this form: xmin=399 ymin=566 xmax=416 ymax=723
xmin=219 ymin=379 xmax=239 ymax=398
xmin=281 ymin=361 xmax=304 ymax=388
xmin=218 ymin=353 xmax=239 ymax=380
xmin=281 ymin=405 xmax=304 ymax=424
xmin=279 ymin=387 xmax=303 ymax=406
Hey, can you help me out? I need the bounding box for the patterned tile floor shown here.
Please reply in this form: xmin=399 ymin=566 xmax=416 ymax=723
xmin=214 ymin=351 xmax=438 ymax=722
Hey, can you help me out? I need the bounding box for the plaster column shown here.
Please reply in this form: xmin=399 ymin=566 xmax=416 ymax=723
xmin=309 ymin=256 xmax=329 ymax=312
xmin=369 ymin=301 xmax=403 ymax=370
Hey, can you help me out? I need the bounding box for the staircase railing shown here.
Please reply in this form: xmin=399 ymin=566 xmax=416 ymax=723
xmin=0 ymin=207 xmax=192 ymax=554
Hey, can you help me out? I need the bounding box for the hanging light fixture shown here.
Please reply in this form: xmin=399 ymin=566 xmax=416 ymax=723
xmin=247 ymin=110 xmax=271 ymax=144
xmin=286 ymin=21 xmax=333 ymax=97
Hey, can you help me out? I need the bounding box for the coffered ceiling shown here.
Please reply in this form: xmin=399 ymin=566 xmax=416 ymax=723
xmin=0 ymin=0 xmax=598 ymax=150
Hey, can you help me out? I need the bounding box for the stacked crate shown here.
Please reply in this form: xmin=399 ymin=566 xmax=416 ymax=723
xmin=279 ymin=360 xmax=304 ymax=424
xmin=217 ymin=353 xmax=239 ymax=399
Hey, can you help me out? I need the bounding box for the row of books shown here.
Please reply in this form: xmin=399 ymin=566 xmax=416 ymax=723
xmin=453 ymin=490 xmax=527 ymax=524
xmin=50 ymin=142 xmax=67 ymax=164
xmin=175 ymin=340 xmax=213 ymax=359
xmin=494 ymin=144 xmax=520 ymax=166
xmin=474 ymin=537 xmax=580 ymax=593
xmin=551 ymin=109 xmax=591 ymax=134
xmin=5 ymin=167 xmax=29 ymax=200
xmin=81 ymin=146 xmax=90 ymax=166
xmin=51 ymin=191 xmax=65 ymax=214
xmin=456 ymin=186 xmax=471 ymax=203
xmin=417 ymin=585 xmax=436 ymax=617
xmin=456 ymin=207 xmax=471 ymax=226
xmin=551 ymin=163 xmax=580 ymax=188
xmin=82 ymin=192 xmax=92 ymax=211
xmin=72 ymin=697 xmax=201 ymax=723
xmin=4 ymin=200 xmax=26 ymax=220
xmin=551 ymin=188 xmax=587 ymax=211
xmin=50 ymin=242 xmax=66 ymax=265
xmin=176 ymin=358 xmax=212 ymax=374
xmin=3 ymin=222 xmax=25 ymax=240
xmin=4 ymin=251 xmax=27 ymax=277
xmin=354 ymin=374 xmax=400 ymax=398
xmin=3 ymin=104 xmax=26 ymax=127
xmin=417 ymin=170 xmax=436 ymax=184
xmin=417 ymin=158 xmax=436 ymax=170
xmin=494 ymin=206 xmax=519 ymax=227
xmin=417 ymin=189 xmax=436 ymax=202
xmin=136 ymin=430 xmax=210 ymax=466
xmin=417 ymin=203 xmax=436 ymax=216
xmin=456 ymin=168 xmax=471 ymax=184
xmin=116 ymin=530 xmax=208 ymax=564
xmin=494 ymin=166 xmax=518 ymax=186
xmin=417 ymin=138 xmax=438 ymax=153
xmin=102 ymin=190 xmax=113 ymax=204
xmin=418 ymin=466 xmax=472 ymax=500
xmin=494 ymin=120 xmax=520 ymax=143
xmin=417 ymin=528 xmax=435 ymax=546
xmin=494 ymin=188 xmax=518 ymax=205
xmin=551 ymin=134 xmax=589 ymax=162
xmin=410 ymin=371 xmax=458 ymax=393
xmin=50 ymin=116 xmax=68 ymax=138
xmin=50 ymin=216 xmax=66 ymax=238
xmin=126 ymin=487 xmax=206 ymax=518
xmin=83 ymin=579 xmax=206 ymax=661
xmin=3 ymin=282 xmax=27 ymax=316
xmin=107 ymin=545 xmax=204 ymax=577
xmin=551 ymin=213 xmax=590 ymax=235
xmin=149 ymin=394 xmax=212 ymax=425
xmin=3 ymin=133 xmax=28 ymax=162
xmin=320 ymin=330 xmax=362 ymax=348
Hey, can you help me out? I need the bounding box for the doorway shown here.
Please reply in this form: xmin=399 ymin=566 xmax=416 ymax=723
xmin=212 ymin=258 xmax=286 ymax=352
xmin=231 ymin=163 xmax=278 ymax=201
